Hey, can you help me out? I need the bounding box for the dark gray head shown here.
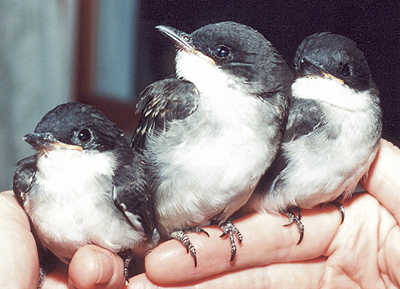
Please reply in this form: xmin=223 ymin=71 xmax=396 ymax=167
xmin=294 ymin=32 xmax=377 ymax=92
xmin=28 ymin=102 xmax=130 ymax=155
xmin=157 ymin=22 xmax=292 ymax=96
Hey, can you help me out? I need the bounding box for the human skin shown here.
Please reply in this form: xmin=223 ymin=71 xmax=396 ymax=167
xmin=2 ymin=139 xmax=400 ymax=288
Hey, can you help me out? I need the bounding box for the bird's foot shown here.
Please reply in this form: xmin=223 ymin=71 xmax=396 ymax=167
xmin=123 ymin=255 xmax=133 ymax=283
xmin=320 ymin=198 xmax=345 ymax=224
xmin=118 ymin=250 xmax=134 ymax=282
xmin=170 ymin=227 xmax=209 ymax=267
xmin=331 ymin=199 xmax=345 ymax=224
xmin=189 ymin=226 xmax=210 ymax=237
xmin=219 ymin=219 xmax=243 ymax=262
xmin=37 ymin=267 xmax=46 ymax=289
xmin=283 ymin=208 xmax=304 ymax=245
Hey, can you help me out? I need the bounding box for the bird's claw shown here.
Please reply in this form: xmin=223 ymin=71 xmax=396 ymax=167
xmin=170 ymin=229 xmax=206 ymax=267
xmin=320 ymin=199 xmax=345 ymax=224
xmin=123 ymin=255 xmax=133 ymax=283
xmin=331 ymin=199 xmax=345 ymax=224
xmin=284 ymin=207 xmax=302 ymax=226
xmin=37 ymin=267 xmax=46 ymax=289
xmin=192 ymin=226 xmax=210 ymax=237
xmin=118 ymin=250 xmax=134 ymax=283
xmin=283 ymin=208 xmax=304 ymax=244
xmin=219 ymin=220 xmax=243 ymax=262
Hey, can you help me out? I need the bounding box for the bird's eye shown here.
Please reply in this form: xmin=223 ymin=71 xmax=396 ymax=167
xmin=78 ymin=129 xmax=91 ymax=142
xmin=182 ymin=35 xmax=190 ymax=41
xmin=214 ymin=45 xmax=230 ymax=58
xmin=340 ymin=64 xmax=351 ymax=77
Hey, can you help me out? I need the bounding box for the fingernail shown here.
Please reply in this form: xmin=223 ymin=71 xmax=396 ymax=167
xmin=95 ymin=251 xmax=115 ymax=285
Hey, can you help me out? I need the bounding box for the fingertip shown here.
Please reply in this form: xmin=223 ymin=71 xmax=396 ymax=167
xmin=145 ymin=227 xmax=232 ymax=285
xmin=69 ymin=245 xmax=125 ymax=289
xmin=145 ymin=240 xmax=189 ymax=284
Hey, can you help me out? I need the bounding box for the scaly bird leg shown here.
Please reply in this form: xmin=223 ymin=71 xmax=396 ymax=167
xmin=283 ymin=208 xmax=304 ymax=245
xmin=170 ymin=226 xmax=209 ymax=267
xmin=219 ymin=219 xmax=243 ymax=262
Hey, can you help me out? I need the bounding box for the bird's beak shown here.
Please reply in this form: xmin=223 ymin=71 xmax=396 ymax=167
xmin=24 ymin=133 xmax=82 ymax=152
xmin=298 ymin=58 xmax=344 ymax=84
xmin=156 ymin=25 xmax=215 ymax=65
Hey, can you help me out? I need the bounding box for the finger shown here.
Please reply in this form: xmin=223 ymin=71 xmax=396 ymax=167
xmin=383 ymin=225 xmax=400 ymax=286
xmin=323 ymin=193 xmax=393 ymax=289
xmin=68 ymin=245 xmax=125 ymax=289
xmin=145 ymin=201 xmax=343 ymax=284
xmin=361 ymin=139 xmax=400 ymax=223
xmin=0 ymin=191 xmax=40 ymax=287
xmin=130 ymin=258 xmax=327 ymax=289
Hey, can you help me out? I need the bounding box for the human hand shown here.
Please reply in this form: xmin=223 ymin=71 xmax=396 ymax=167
xmin=42 ymin=139 xmax=400 ymax=288
xmin=0 ymin=190 xmax=40 ymax=288
xmin=132 ymin=195 xmax=398 ymax=288
xmin=361 ymin=139 xmax=400 ymax=224
xmin=4 ymin=139 xmax=400 ymax=288
xmin=128 ymin=138 xmax=400 ymax=288
xmin=0 ymin=190 xmax=125 ymax=289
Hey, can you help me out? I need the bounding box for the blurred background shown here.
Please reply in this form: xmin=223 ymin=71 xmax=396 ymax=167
xmin=0 ymin=0 xmax=398 ymax=190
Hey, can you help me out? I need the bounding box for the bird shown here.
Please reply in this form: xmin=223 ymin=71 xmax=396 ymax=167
xmin=131 ymin=21 xmax=292 ymax=266
xmin=13 ymin=102 xmax=159 ymax=286
xmin=245 ymin=32 xmax=382 ymax=243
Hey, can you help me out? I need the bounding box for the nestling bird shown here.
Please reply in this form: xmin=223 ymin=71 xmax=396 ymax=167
xmin=13 ymin=102 xmax=159 ymax=285
xmin=131 ymin=22 xmax=291 ymax=266
xmin=245 ymin=32 xmax=382 ymax=243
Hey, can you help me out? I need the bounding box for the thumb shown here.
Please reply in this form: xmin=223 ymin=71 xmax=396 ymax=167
xmin=69 ymin=245 xmax=125 ymax=289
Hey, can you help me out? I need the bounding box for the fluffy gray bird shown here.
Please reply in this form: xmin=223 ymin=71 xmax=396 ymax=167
xmin=246 ymin=32 xmax=382 ymax=243
xmin=131 ymin=22 xmax=291 ymax=266
xmin=13 ymin=102 xmax=159 ymax=285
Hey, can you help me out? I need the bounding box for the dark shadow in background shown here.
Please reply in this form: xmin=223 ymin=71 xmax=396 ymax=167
xmin=135 ymin=0 xmax=399 ymax=143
